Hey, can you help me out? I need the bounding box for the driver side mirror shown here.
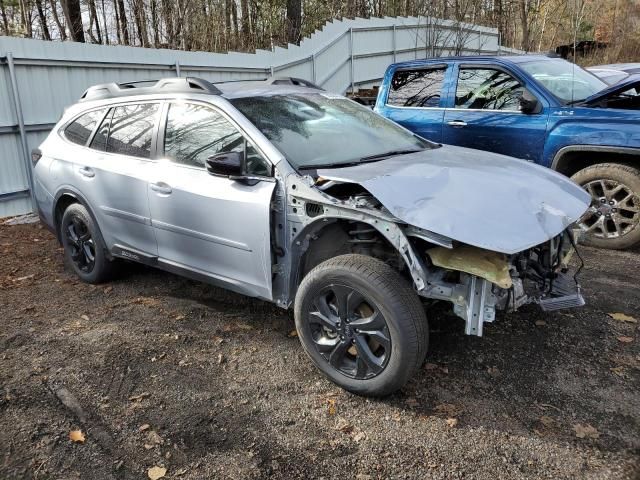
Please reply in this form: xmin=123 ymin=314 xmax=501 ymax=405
xmin=206 ymin=151 xmax=244 ymax=177
xmin=519 ymin=90 xmax=542 ymax=114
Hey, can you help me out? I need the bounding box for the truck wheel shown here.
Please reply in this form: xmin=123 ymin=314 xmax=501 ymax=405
xmin=572 ymin=163 xmax=640 ymax=249
xmin=294 ymin=254 xmax=428 ymax=397
xmin=60 ymin=203 xmax=114 ymax=283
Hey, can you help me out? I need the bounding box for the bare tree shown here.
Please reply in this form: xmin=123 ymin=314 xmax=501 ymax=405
xmin=61 ymin=0 xmax=84 ymax=41
xmin=286 ymin=0 xmax=301 ymax=44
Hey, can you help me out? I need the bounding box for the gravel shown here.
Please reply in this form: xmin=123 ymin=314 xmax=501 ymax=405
xmin=1 ymin=221 xmax=638 ymax=479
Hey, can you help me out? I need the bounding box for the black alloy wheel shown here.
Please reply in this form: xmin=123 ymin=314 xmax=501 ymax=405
xmin=308 ymin=284 xmax=391 ymax=380
xmin=64 ymin=214 xmax=96 ymax=273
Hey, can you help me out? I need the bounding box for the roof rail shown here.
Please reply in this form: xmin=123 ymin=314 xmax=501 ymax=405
xmin=211 ymin=76 xmax=324 ymax=90
xmin=79 ymin=77 xmax=222 ymax=102
xmin=265 ymin=76 xmax=324 ymax=90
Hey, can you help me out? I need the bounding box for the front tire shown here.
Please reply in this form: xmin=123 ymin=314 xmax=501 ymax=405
xmin=571 ymin=163 xmax=640 ymax=249
xmin=294 ymin=254 xmax=428 ymax=396
xmin=60 ymin=203 xmax=113 ymax=283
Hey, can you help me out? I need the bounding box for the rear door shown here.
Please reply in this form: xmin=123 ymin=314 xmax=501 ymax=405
xmin=74 ymin=102 xmax=159 ymax=256
xmin=147 ymin=101 xmax=275 ymax=300
xmin=376 ymin=64 xmax=449 ymax=143
xmin=442 ymin=64 xmax=548 ymax=161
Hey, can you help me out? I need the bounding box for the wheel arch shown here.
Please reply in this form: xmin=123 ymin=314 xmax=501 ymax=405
xmin=52 ymin=187 xmax=105 ymax=249
xmin=285 ymin=215 xmax=429 ymax=304
xmin=552 ymin=145 xmax=640 ymax=177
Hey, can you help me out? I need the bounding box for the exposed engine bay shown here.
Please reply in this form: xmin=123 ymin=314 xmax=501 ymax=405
xmin=274 ymin=159 xmax=589 ymax=337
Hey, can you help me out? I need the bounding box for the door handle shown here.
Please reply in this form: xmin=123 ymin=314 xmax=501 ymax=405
xmin=150 ymin=182 xmax=172 ymax=195
xmin=446 ymin=120 xmax=467 ymax=127
xmin=78 ymin=166 xmax=95 ymax=178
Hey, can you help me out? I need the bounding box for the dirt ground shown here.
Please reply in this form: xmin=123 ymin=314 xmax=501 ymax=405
xmin=0 ymin=221 xmax=638 ymax=480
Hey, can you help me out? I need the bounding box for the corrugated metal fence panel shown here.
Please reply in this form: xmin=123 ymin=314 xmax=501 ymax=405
xmin=0 ymin=15 xmax=519 ymax=218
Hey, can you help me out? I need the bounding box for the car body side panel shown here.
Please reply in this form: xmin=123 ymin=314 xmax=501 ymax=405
xmin=35 ymin=134 xmax=158 ymax=254
xmin=542 ymin=107 xmax=640 ymax=168
xmin=376 ymin=56 xmax=640 ymax=172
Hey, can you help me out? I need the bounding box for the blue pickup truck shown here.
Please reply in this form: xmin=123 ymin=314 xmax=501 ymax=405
xmin=374 ymin=54 xmax=640 ymax=249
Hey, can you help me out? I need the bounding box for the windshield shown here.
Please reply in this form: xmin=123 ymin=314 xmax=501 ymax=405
xmin=231 ymin=93 xmax=433 ymax=169
xmin=520 ymin=59 xmax=608 ymax=103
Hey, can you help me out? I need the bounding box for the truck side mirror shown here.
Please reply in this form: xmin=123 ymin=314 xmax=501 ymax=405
xmin=519 ymin=90 xmax=542 ymax=114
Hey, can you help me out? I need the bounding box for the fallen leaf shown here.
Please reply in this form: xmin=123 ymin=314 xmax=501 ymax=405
xmin=103 ymin=286 xmax=113 ymax=294
xmin=335 ymin=418 xmax=353 ymax=433
xmin=80 ymin=314 xmax=90 ymax=321
xmin=352 ymin=431 xmax=366 ymax=442
xmin=13 ymin=274 xmax=34 ymax=282
xmin=287 ymin=330 xmax=298 ymax=338
xmin=327 ymin=398 xmax=337 ymax=416
xmin=174 ymin=314 xmax=185 ymax=321
xmin=405 ymin=397 xmax=419 ymax=407
xmin=574 ymin=423 xmax=599 ymax=439
xmin=433 ymin=403 xmax=462 ymax=417
xmin=147 ymin=430 xmax=163 ymax=445
xmin=535 ymin=320 xmax=546 ymax=326
xmin=608 ymin=313 xmax=638 ymax=324
xmin=213 ymin=336 xmax=224 ymax=346
xmin=617 ymin=336 xmax=634 ymax=343
xmin=139 ymin=424 xmax=151 ymax=432
xmin=129 ymin=392 xmax=151 ymax=402
xmin=424 ymin=363 xmax=439 ymax=371
xmin=148 ymin=466 xmax=167 ymax=480
xmin=217 ymin=353 xmax=224 ymax=364
xmin=487 ymin=366 xmax=501 ymax=376
xmin=445 ymin=417 xmax=458 ymax=428
xmin=610 ymin=366 xmax=626 ymax=377
xmin=69 ymin=429 xmax=85 ymax=443
xmin=539 ymin=416 xmax=554 ymax=428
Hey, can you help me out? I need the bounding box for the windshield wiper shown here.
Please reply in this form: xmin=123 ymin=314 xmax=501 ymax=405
xmin=298 ymin=148 xmax=424 ymax=171
xmin=358 ymin=148 xmax=424 ymax=162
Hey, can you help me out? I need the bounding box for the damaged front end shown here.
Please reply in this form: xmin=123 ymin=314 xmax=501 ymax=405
xmin=421 ymin=231 xmax=584 ymax=336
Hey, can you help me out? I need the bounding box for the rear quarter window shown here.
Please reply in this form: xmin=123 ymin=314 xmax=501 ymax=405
xmin=387 ymin=68 xmax=446 ymax=108
xmin=64 ymin=109 xmax=107 ymax=146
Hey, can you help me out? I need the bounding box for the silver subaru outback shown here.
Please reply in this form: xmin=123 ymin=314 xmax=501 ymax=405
xmin=33 ymin=77 xmax=591 ymax=396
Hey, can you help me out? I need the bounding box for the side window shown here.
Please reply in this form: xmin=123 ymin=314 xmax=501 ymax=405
xmin=64 ymin=109 xmax=107 ymax=146
xmin=106 ymin=103 xmax=159 ymax=158
xmin=90 ymin=108 xmax=113 ymax=151
xmin=164 ymin=103 xmax=270 ymax=175
xmin=455 ymin=68 xmax=524 ymax=111
xmin=387 ymin=68 xmax=445 ymax=108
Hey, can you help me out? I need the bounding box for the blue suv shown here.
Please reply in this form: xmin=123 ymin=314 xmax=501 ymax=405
xmin=375 ymin=54 xmax=640 ymax=249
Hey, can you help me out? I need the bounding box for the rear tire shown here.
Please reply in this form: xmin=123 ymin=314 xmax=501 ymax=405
xmin=294 ymin=254 xmax=428 ymax=397
xmin=571 ymin=163 xmax=640 ymax=250
xmin=60 ymin=203 xmax=114 ymax=284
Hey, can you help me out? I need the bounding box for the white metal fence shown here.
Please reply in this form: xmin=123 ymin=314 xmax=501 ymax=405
xmin=0 ymin=15 xmax=520 ymax=218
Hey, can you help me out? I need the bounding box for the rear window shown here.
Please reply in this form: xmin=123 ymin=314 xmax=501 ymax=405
xmin=387 ymin=68 xmax=445 ymax=108
xmin=106 ymin=103 xmax=159 ymax=158
xmin=64 ymin=109 xmax=106 ymax=146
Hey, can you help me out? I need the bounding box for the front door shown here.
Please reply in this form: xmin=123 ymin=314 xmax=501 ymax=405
xmin=147 ymin=102 xmax=275 ymax=300
xmin=442 ymin=65 xmax=548 ymax=162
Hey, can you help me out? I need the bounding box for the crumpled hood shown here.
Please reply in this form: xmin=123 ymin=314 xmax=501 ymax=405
xmin=318 ymin=145 xmax=591 ymax=254
xmin=581 ymin=73 xmax=640 ymax=106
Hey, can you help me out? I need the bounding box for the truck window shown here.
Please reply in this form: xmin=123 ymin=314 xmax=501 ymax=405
xmin=455 ymin=68 xmax=523 ymax=111
xmin=387 ymin=68 xmax=446 ymax=108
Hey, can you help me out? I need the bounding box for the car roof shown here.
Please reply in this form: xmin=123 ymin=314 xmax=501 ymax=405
xmin=388 ymin=53 xmax=557 ymax=69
